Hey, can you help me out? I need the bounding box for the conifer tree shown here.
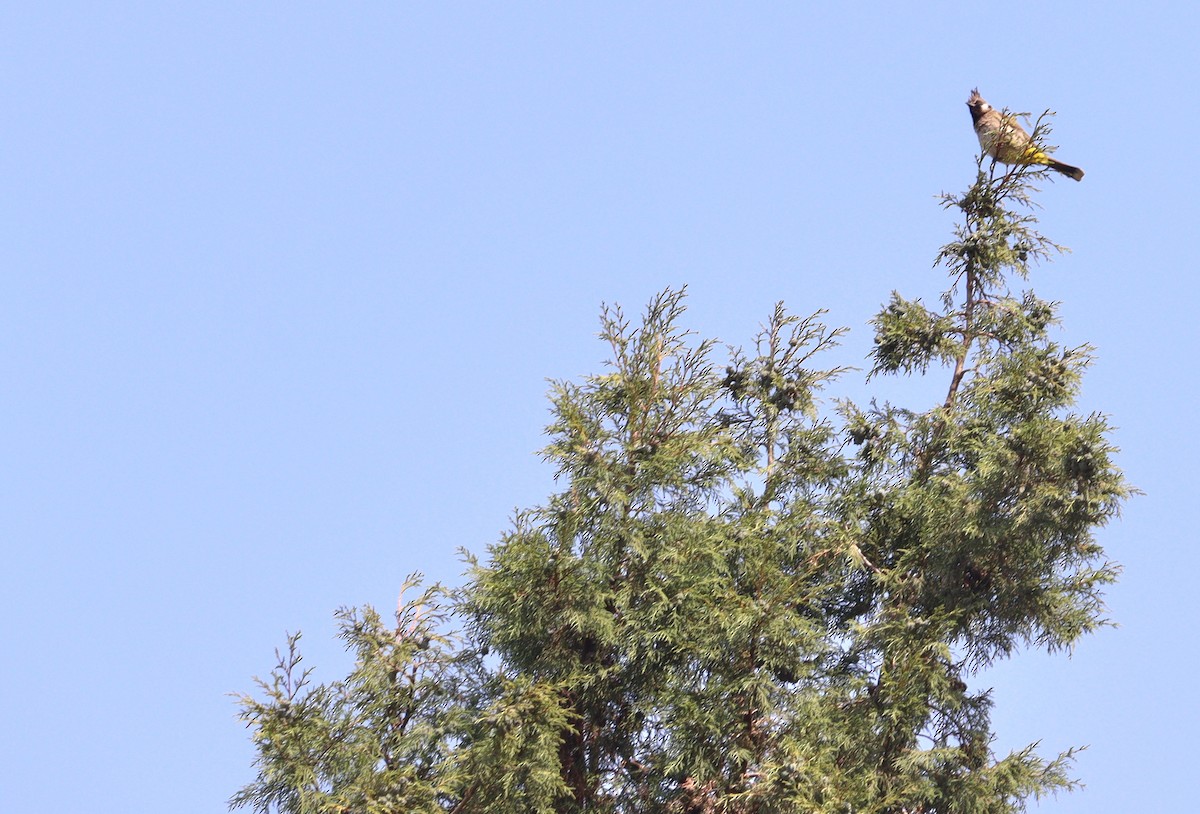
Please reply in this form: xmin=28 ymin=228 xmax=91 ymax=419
xmin=233 ymin=121 xmax=1128 ymax=814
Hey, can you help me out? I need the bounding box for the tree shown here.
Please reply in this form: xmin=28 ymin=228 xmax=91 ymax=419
xmin=233 ymin=121 xmax=1128 ymax=814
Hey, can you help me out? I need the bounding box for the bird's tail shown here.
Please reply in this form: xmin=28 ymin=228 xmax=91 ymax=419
xmin=1047 ymin=158 xmax=1085 ymax=182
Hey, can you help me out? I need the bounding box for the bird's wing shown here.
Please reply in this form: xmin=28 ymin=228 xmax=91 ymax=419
xmin=997 ymin=112 xmax=1032 ymax=141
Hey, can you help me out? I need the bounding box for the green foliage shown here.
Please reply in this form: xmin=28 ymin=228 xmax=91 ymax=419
xmin=234 ymin=156 xmax=1128 ymax=813
xmin=231 ymin=580 xmax=473 ymax=813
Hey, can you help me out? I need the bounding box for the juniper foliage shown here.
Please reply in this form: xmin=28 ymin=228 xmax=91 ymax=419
xmin=234 ymin=151 xmax=1128 ymax=814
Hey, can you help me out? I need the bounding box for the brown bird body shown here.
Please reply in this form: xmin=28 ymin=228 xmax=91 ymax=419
xmin=966 ymin=89 xmax=1084 ymax=181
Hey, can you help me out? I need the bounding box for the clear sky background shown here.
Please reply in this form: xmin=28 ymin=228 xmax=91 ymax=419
xmin=3 ymin=4 xmax=1193 ymax=811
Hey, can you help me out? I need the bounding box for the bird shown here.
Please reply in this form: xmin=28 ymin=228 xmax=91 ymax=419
xmin=966 ymin=89 xmax=1084 ymax=181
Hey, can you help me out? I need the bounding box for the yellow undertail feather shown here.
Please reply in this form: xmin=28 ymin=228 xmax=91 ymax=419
xmin=1023 ymin=145 xmax=1053 ymax=165
xmin=999 ymin=144 xmax=1085 ymax=182
xmin=1024 ymin=147 xmax=1085 ymax=181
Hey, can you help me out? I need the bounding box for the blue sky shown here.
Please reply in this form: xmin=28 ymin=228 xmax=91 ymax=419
xmin=3 ymin=4 xmax=1194 ymax=811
